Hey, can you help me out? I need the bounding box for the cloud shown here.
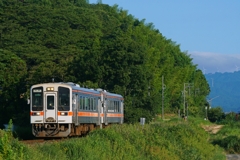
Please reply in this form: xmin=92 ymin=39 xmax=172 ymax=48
xmin=189 ymin=52 xmax=240 ymax=73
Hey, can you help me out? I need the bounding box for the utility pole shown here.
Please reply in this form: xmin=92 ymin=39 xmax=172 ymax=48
xmin=162 ymin=75 xmax=166 ymax=120
xmin=183 ymin=83 xmax=186 ymax=117
xmin=183 ymin=83 xmax=193 ymax=118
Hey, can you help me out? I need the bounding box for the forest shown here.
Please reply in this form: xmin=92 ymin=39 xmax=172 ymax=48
xmin=0 ymin=0 xmax=210 ymax=126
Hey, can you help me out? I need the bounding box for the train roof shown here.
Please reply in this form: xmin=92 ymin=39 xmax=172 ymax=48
xmin=66 ymin=82 xmax=123 ymax=98
xmin=31 ymin=82 xmax=123 ymax=99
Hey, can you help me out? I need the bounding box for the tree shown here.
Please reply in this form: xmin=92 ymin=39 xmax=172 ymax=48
xmin=208 ymin=107 xmax=225 ymax=122
xmin=0 ymin=49 xmax=27 ymax=124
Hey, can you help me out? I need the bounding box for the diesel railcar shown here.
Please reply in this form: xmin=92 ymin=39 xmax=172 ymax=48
xmin=30 ymin=82 xmax=124 ymax=137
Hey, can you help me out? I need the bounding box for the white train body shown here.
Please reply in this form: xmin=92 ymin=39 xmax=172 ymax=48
xmin=30 ymin=82 xmax=124 ymax=137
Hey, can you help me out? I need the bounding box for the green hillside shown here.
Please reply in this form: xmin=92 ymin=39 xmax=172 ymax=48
xmin=0 ymin=0 xmax=210 ymax=125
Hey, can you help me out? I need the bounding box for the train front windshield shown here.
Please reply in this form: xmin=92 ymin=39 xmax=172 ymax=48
xmin=58 ymin=87 xmax=70 ymax=111
xmin=32 ymin=87 xmax=43 ymax=111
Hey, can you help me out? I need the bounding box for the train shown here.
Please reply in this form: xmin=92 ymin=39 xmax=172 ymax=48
xmin=30 ymin=82 xmax=124 ymax=137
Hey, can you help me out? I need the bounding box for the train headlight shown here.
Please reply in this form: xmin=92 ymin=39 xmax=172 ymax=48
xmin=32 ymin=112 xmax=42 ymax=116
xmin=46 ymin=87 xmax=54 ymax=91
xmin=60 ymin=112 xmax=68 ymax=116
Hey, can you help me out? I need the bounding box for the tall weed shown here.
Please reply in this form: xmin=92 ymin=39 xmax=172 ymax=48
xmin=0 ymin=120 xmax=29 ymax=160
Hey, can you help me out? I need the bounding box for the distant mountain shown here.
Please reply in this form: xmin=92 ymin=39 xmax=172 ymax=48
xmin=205 ymin=71 xmax=240 ymax=113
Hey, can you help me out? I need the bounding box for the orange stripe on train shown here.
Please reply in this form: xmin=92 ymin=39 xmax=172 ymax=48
xmin=77 ymin=112 xmax=123 ymax=117
xmin=78 ymin=112 xmax=99 ymax=117
xmin=107 ymin=113 xmax=124 ymax=117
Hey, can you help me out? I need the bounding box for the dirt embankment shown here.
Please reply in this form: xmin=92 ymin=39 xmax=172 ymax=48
xmin=202 ymin=124 xmax=224 ymax=134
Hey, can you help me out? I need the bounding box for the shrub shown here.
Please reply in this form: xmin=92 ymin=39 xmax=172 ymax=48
xmin=208 ymin=107 xmax=225 ymax=122
xmin=212 ymin=136 xmax=240 ymax=154
xmin=0 ymin=120 xmax=29 ymax=160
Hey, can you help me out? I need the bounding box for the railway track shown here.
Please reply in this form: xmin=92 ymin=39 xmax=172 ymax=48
xmin=20 ymin=138 xmax=64 ymax=145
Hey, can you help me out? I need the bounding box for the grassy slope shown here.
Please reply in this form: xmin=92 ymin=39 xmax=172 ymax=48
xmin=1 ymin=117 xmax=228 ymax=160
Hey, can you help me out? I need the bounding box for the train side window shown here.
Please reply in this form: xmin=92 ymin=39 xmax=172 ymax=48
xmin=116 ymin=101 xmax=118 ymax=112
xmin=113 ymin=101 xmax=115 ymax=112
xmin=109 ymin=101 xmax=111 ymax=111
xmin=117 ymin=101 xmax=120 ymax=112
xmin=111 ymin=101 xmax=115 ymax=112
xmin=114 ymin=101 xmax=119 ymax=113
xmin=112 ymin=101 xmax=114 ymax=112
xmin=81 ymin=96 xmax=84 ymax=110
xmin=88 ymin=98 xmax=92 ymax=110
xmin=85 ymin=97 xmax=89 ymax=110
xmin=79 ymin=96 xmax=82 ymax=110
xmin=83 ymin=96 xmax=85 ymax=110
xmin=111 ymin=101 xmax=113 ymax=112
xmin=89 ymin=98 xmax=91 ymax=111
xmin=88 ymin=97 xmax=91 ymax=110
xmin=93 ymin=98 xmax=96 ymax=111
xmin=107 ymin=100 xmax=109 ymax=111
xmin=90 ymin=98 xmax=93 ymax=110
xmin=113 ymin=101 xmax=117 ymax=112
xmin=111 ymin=101 xmax=114 ymax=112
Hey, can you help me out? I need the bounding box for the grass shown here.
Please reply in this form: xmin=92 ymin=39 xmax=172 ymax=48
xmin=0 ymin=117 xmax=227 ymax=160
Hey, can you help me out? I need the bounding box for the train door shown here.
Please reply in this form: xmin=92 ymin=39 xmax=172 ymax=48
xmin=45 ymin=93 xmax=57 ymax=122
xmin=104 ymin=99 xmax=108 ymax=125
xmin=73 ymin=94 xmax=79 ymax=126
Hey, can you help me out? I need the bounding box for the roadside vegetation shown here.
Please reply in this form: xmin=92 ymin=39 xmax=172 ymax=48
xmin=210 ymin=113 xmax=240 ymax=154
xmin=2 ymin=113 xmax=240 ymax=159
xmin=0 ymin=117 xmax=229 ymax=160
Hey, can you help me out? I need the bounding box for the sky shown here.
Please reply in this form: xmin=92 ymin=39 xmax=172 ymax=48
xmin=89 ymin=0 xmax=240 ymax=74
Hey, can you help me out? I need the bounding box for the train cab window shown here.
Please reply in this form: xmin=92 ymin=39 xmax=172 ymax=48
xmin=58 ymin=87 xmax=70 ymax=111
xmin=32 ymin=87 xmax=43 ymax=111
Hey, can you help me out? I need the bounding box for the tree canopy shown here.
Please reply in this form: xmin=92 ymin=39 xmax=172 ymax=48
xmin=0 ymin=0 xmax=210 ymax=124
